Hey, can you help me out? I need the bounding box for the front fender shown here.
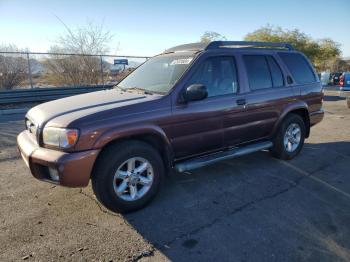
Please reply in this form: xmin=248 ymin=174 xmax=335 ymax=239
xmin=92 ymin=123 xmax=173 ymax=152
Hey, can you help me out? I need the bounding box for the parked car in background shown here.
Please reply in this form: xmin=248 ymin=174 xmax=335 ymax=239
xmin=339 ymin=72 xmax=350 ymax=90
xmin=339 ymin=72 xmax=350 ymax=108
xmin=331 ymin=72 xmax=343 ymax=85
xmin=17 ymin=41 xmax=324 ymax=213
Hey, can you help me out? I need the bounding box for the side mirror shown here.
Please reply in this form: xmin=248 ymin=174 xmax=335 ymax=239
xmin=183 ymin=84 xmax=208 ymax=102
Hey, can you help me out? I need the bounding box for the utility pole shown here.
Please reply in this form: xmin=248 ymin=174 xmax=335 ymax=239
xmin=100 ymin=55 xmax=104 ymax=86
xmin=26 ymin=52 xmax=34 ymax=88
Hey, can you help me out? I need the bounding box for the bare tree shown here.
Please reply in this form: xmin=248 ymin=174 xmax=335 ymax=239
xmin=45 ymin=21 xmax=113 ymax=86
xmin=0 ymin=44 xmax=27 ymax=90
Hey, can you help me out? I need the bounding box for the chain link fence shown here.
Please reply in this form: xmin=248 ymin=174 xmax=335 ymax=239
xmin=0 ymin=51 xmax=150 ymax=90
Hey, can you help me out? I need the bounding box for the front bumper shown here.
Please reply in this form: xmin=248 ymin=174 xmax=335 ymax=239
xmin=17 ymin=130 xmax=99 ymax=187
xmin=339 ymin=90 xmax=350 ymax=96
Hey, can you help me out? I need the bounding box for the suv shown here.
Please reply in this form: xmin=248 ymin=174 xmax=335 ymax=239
xmin=17 ymin=41 xmax=324 ymax=213
xmin=339 ymin=72 xmax=350 ymax=108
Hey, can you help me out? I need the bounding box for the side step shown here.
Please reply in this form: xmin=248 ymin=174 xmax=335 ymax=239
xmin=175 ymin=141 xmax=273 ymax=172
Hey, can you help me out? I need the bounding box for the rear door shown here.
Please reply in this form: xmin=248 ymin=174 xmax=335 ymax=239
xmin=224 ymin=53 xmax=295 ymax=147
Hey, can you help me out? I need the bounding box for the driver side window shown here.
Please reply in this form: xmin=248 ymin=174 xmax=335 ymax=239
xmin=187 ymin=56 xmax=239 ymax=97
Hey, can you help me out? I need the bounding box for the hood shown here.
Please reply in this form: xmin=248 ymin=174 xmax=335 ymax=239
xmin=26 ymin=89 xmax=152 ymax=128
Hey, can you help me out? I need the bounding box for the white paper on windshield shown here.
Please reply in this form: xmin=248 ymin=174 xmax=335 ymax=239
xmin=170 ymin=58 xmax=193 ymax=65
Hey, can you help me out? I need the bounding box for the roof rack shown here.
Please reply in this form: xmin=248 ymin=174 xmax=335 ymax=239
xmin=206 ymin=41 xmax=294 ymax=50
xmin=164 ymin=42 xmax=208 ymax=53
xmin=164 ymin=41 xmax=294 ymax=54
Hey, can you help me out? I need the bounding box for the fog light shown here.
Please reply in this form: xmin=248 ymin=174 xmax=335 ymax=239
xmin=48 ymin=168 xmax=60 ymax=182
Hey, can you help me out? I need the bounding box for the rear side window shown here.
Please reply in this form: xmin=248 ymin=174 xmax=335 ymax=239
xmin=266 ymin=56 xmax=284 ymax=87
xmin=244 ymin=55 xmax=272 ymax=90
xmin=279 ymin=53 xmax=316 ymax=84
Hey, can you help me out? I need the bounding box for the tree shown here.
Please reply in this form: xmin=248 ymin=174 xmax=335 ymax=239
xmin=45 ymin=21 xmax=113 ymax=86
xmin=0 ymin=44 xmax=27 ymax=90
xmin=200 ymin=31 xmax=226 ymax=43
xmin=329 ymin=58 xmax=350 ymax=72
xmin=244 ymin=25 xmax=341 ymax=71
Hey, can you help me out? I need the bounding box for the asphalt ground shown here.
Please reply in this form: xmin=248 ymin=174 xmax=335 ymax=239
xmin=0 ymin=90 xmax=349 ymax=261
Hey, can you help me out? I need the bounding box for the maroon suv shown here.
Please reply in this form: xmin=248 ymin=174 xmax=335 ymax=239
xmin=17 ymin=41 xmax=324 ymax=213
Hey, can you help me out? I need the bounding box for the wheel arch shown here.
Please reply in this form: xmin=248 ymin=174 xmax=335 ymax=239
xmin=273 ymin=104 xmax=310 ymax=138
xmin=92 ymin=126 xmax=174 ymax=176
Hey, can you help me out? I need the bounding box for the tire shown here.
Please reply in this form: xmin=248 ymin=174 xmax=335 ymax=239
xmin=91 ymin=140 xmax=164 ymax=213
xmin=270 ymin=114 xmax=306 ymax=160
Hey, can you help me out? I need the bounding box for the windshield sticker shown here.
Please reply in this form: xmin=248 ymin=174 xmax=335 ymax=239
xmin=170 ymin=58 xmax=193 ymax=65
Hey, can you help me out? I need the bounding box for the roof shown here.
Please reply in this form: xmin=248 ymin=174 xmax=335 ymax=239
xmin=164 ymin=41 xmax=294 ymax=53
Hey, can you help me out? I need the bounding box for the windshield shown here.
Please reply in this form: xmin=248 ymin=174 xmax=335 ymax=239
xmin=118 ymin=54 xmax=194 ymax=94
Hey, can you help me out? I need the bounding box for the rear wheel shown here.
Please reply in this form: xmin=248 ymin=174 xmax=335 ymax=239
xmin=270 ymin=114 xmax=306 ymax=160
xmin=92 ymin=140 xmax=164 ymax=213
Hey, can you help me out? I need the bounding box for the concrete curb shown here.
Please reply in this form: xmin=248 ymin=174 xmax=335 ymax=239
xmin=0 ymin=108 xmax=29 ymax=116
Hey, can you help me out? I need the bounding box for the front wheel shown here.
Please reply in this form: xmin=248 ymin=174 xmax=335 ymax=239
xmin=92 ymin=140 xmax=164 ymax=213
xmin=270 ymin=114 xmax=306 ymax=160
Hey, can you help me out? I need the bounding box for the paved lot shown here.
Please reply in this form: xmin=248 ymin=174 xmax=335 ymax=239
xmin=0 ymin=90 xmax=349 ymax=261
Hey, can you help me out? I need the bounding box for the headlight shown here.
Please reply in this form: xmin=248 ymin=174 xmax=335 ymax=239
xmin=42 ymin=127 xmax=79 ymax=149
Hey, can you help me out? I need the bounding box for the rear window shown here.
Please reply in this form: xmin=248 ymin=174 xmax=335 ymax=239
xmin=278 ymin=53 xmax=316 ymax=84
xmin=244 ymin=55 xmax=272 ymax=90
xmin=266 ymin=56 xmax=284 ymax=87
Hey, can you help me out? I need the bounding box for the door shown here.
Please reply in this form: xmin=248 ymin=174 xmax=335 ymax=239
xmin=226 ymin=54 xmax=295 ymax=146
xmin=170 ymin=56 xmax=239 ymax=159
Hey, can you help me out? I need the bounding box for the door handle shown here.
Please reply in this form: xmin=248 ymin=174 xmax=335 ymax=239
xmin=236 ymin=99 xmax=246 ymax=106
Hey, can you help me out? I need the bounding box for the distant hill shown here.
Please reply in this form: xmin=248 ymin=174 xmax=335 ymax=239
xmin=29 ymin=59 xmax=47 ymax=74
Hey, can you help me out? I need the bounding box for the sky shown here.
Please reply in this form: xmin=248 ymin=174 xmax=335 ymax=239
xmin=0 ymin=0 xmax=349 ymax=57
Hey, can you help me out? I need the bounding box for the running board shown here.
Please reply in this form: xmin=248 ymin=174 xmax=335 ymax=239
xmin=175 ymin=141 xmax=273 ymax=172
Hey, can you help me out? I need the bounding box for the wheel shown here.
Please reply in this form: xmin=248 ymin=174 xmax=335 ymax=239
xmin=347 ymin=97 xmax=350 ymax=109
xmin=91 ymin=140 xmax=164 ymax=213
xmin=270 ymin=114 xmax=306 ymax=160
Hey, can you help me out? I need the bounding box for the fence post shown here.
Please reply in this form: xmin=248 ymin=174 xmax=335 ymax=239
xmin=100 ymin=55 xmax=104 ymax=86
xmin=26 ymin=52 xmax=34 ymax=89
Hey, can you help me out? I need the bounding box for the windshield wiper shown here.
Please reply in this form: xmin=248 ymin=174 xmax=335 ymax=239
xmin=128 ymin=87 xmax=154 ymax=95
xmin=115 ymin=86 xmax=154 ymax=95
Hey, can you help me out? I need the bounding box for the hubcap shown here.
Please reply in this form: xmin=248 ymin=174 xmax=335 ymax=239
xmin=113 ymin=157 xmax=154 ymax=201
xmin=284 ymin=123 xmax=301 ymax=152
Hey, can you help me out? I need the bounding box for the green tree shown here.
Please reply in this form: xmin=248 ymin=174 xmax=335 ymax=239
xmin=200 ymin=31 xmax=226 ymax=43
xmin=329 ymin=58 xmax=350 ymax=72
xmin=244 ymin=25 xmax=341 ymax=71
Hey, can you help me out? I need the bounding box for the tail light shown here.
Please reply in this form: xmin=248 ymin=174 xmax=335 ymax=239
xmin=339 ymin=76 xmax=344 ymax=87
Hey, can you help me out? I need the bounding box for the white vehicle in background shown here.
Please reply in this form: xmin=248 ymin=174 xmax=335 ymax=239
xmin=320 ymin=72 xmax=331 ymax=86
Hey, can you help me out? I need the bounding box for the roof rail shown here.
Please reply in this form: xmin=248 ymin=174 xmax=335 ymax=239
xmin=164 ymin=42 xmax=208 ymax=53
xmin=206 ymin=41 xmax=294 ymax=51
